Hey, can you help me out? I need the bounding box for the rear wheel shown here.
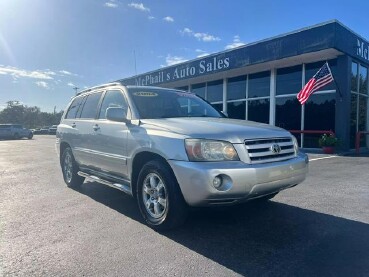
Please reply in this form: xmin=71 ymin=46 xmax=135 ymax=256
xmin=13 ymin=133 xmax=20 ymax=140
xmin=61 ymin=147 xmax=84 ymax=188
xmin=28 ymin=132 xmax=33 ymax=139
xmin=136 ymin=160 xmax=188 ymax=230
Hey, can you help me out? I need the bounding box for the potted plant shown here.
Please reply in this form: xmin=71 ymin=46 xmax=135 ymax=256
xmin=318 ymin=133 xmax=339 ymax=154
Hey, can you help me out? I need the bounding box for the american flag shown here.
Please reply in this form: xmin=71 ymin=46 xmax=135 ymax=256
xmin=297 ymin=62 xmax=334 ymax=105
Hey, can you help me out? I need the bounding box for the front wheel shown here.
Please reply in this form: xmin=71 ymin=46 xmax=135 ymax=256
xmin=136 ymin=160 xmax=188 ymax=230
xmin=61 ymin=147 xmax=84 ymax=188
xmin=28 ymin=133 xmax=33 ymax=139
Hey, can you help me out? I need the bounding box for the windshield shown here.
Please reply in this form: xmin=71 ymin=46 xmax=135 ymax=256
xmin=128 ymin=88 xmax=224 ymax=119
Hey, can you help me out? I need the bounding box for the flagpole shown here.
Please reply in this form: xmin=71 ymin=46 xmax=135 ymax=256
xmin=326 ymin=61 xmax=343 ymax=101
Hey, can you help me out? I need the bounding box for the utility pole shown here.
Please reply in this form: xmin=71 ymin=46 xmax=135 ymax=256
xmin=73 ymin=86 xmax=79 ymax=95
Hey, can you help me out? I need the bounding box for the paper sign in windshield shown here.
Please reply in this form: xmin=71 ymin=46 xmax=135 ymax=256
xmin=133 ymin=92 xmax=158 ymax=97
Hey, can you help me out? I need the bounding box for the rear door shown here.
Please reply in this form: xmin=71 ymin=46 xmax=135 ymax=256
xmin=61 ymin=95 xmax=85 ymax=163
xmin=74 ymin=91 xmax=104 ymax=169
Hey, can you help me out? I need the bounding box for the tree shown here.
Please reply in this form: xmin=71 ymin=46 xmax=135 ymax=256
xmin=0 ymin=101 xmax=63 ymax=128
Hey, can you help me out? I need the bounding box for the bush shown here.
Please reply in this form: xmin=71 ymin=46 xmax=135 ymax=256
xmin=318 ymin=133 xmax=339 ymax=147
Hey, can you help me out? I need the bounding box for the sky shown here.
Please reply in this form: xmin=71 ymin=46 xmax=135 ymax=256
xmin=1 ymin=0 xmax=369 ymax=112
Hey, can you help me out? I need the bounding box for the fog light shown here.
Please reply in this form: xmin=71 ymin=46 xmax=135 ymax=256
xmin=213 ymin=176 xmax=222 ymax=189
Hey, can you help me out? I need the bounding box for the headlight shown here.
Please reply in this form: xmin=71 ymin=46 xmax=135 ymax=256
xmin=292 ymin=135 xmax=299 ymax=156
xmin=185 ymin=139 xmax=239 ymax=161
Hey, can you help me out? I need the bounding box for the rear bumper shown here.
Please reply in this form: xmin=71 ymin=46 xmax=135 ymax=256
xmin=168 ymin=152 xmax=308 ymax=206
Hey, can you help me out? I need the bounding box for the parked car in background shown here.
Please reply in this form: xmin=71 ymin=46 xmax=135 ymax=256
xmin=48 ymin=125 xmax=58 ymax=135
xmin=0 ymin=124 xmax=33 ymax=139
xmin=39 ymin=127 xmax=50 ymax=134
xmin=56 ymin=83 xmax=309 ymax=230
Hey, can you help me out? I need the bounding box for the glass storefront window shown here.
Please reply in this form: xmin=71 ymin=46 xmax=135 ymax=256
xmin=248 ymin=99 xmax=269 ymax=124
xmin=275 ymin=97 xmax=301 ymax=130
xmin=350 ymin=93 xmax=358 ymax=148
xmin=175 ymin=86 xmax=189 ymax=91
xmin=351 ymin=62 xmax=358 ymax=92
xmin=248 ymin=71 xmax=270 ymax=98
xmin=359 ymin=65 xmax=368 ymax=94
xmin=276 ymin=65 xmax=302 ymax=95
xmin=211 ymin=103 xmax=223 ymax=113
xmin=359 ymin=95 xmax=368 ymax=132
xmin=207 ymin=80 xmax=223 ymax=103
xmin=227 ymin=101 xmax=246 ymax=120
xmin=304 ymin=93 xmax=336 ymax=148
xmin=191 ymin=83 xmax=206 ymax=99
xmin=227 ymin=76 xmax=246 ymax=101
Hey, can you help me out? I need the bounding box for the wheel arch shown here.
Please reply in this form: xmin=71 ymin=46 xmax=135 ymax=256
xmin=131 ymin=151 xmax=177 ymax=199
xmin=60 ymin=141 xmax=71 ymax=164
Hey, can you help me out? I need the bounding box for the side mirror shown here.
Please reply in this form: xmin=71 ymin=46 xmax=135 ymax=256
xmin=106 ymin=107 xmax=130 ymax=123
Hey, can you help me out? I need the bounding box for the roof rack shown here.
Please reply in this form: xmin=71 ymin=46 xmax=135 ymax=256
xmin=75 ymin=82 xmax=122 ymax=96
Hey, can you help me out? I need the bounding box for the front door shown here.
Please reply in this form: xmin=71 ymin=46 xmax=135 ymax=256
xmin=91 ymin=89 xmax=130 ymax=179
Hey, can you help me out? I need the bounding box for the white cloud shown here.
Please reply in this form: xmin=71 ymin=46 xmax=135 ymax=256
xmin=106 ymin=3 xmax=117 ymax=8
xmin=128 ymin=2 xmax=150 ymax=12
xmin=36 ymin=81 xmax=49 ymax=89
xmin=0 ymin=66 xmax=54 ymax=80
xmin=163 ymin=16 xmax=174 ymax=22
xmin=225 ymin=35 xmax=245 ymax=50
xmin=148 ymin=16 xmax=155 ymax=20
xmin=165 ymin=55 xmax=187 ymax=66
xmin=181 ymin=28 xmax=220 ymax=42
xmin=67 ymin=82 xmax=75 ymax=87
xmin=195 ymin=49 xmax=210 ymax=57
xmin=104 ymin=1 xmax=118 ymax=8
xmin=197 ymin=53 xmax=210 ymax=58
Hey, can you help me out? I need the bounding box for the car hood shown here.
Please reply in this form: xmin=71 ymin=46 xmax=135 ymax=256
xmin=140 ymin=117 xmax=292 ymax=144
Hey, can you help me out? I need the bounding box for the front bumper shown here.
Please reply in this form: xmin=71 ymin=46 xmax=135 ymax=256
xmin=168 ymin=152 xmax=308 ymax=206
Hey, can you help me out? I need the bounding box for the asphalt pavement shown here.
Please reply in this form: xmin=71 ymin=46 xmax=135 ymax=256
xmin=1 ymin=136 xmax=369 ymax=276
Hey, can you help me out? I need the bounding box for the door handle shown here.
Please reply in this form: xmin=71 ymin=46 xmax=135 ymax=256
xmin=93 ymin=124 xmax=100 ymax=131
xmin=71 ymin=123 xmax=76 ymax=128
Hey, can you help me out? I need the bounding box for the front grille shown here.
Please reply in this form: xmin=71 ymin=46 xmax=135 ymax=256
xmin=244 ymin=137 xmax=295 ymax=164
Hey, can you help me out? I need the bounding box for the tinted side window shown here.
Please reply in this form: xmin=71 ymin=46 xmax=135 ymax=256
xmin=79 ymin=92 xmax=102 ymax=119
xmin=66 ymin=97 xmax=84 ymax=119
xmin=99 ymin=90 xmax=128 ymax=119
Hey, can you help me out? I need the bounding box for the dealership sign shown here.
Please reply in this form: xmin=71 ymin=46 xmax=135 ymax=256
xmin=135 ymin=56 xmax=230 ymax=86
xmin=357 ymin=38 xmax=369 ymax=61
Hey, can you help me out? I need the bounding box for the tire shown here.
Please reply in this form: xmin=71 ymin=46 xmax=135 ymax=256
xmin=61 ymin=147 xmax=85 ymax=188
xmin=13 ymin=133 xmax=20 ymax=140
xmin=28 ymin=133 xmax=33 ymax=139
xmin=136 ymin=160 xmax=188 ymax=230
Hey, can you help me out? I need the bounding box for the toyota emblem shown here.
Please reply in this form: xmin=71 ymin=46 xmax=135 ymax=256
xmin=270 ymin=144 xmax=281 ymax=154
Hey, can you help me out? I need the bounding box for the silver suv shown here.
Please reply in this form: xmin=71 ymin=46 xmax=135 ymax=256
xmin=56 ymin=83 xmax=308 ymax=229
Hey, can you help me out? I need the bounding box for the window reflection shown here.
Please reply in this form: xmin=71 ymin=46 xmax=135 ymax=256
xmin=276 ymin=65 xmax=302 ymax=95
xmin=192 ymin=83 xmax=206 ymax=99
xmin=248 ymin=99 xmax=269 ymax=124
xmin=304 ymin=94 xmax=336 ymax=148
xmin=175 ymin=86 xmax=189 ymax=91
xmin=207 ymin=80 xmax=223 ymax=103
xmin=275 ymin=97 xmax=301 ymax=130
xmin=227 ymin=76 xmax=246 ymax=101
xmin=359 ymin=95 xmax=368 ymax=147
xmin=359 ymin=65 xmax=368 ymax=94
xmin=227 ymin=101 xmax=245 ymax=119
xmin=350 ymin=93 xmax=358 ymax=148
xmin=351 ymin=62 xmax=358 ymax=92
xmin=248 ymin=71 xmax=270 ymax=98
